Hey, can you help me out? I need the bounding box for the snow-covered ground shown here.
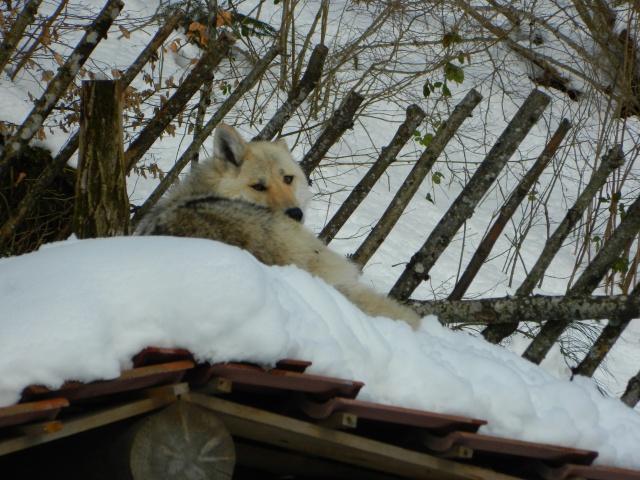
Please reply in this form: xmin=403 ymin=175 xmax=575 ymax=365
xmin=1 ymin=0 xmax=640 ymax=470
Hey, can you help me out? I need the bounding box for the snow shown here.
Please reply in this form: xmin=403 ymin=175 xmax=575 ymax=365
xmin=2 ymin=235 xmax=640 ymax=469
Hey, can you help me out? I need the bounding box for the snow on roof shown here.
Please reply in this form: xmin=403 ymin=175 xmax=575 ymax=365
xmin=1 ymin=235 xmax=640 ymax=469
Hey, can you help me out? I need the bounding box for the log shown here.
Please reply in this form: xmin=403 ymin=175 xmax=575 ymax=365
xmin=74 ymin=80 xmax=129 ymax=238
xmin=111 ymin=401 xmax=235 ymax=480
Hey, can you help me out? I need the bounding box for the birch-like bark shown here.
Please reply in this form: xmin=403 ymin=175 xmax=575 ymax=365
xmin=351 ymin=89 xmax=483 ymax=267
xmin=0 ymin=0 xmax=44 ymax=75
xmin=523 ymin=179 xmax=640 ymax=364
xmin=449 ymin=119 xmax=572 ymax=301
xmin=389 ymin=90 xmax=551 ymax=302
xmin=0 ymin=0 xmax=124 ymax=178
xmin=0 ymin=14 xmax=183 ymax=247
xmin=130 ymin=46 xmax=282 ymax=229
xmin=298 ymin=91 xmax=365 ymax=176
xmin=318 ymin=104 xmax=426 ymax=244
xmin=482 ymin=145 xmax=625 ymax=344
xmin=253 ymin=44 xmax=328 ymax=142
xmin=124 ymin=32 xmax=235 ymax=172
xmin=409 ymin=294 xmax=640 ymax=326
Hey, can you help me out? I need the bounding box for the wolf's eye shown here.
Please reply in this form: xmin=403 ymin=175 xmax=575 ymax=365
xmin=251 ymin=183 xmax=267 ymax=192
xmin=284 ymin=175 xmax=294 ymax=185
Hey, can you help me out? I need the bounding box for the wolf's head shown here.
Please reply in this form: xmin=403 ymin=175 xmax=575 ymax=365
xmin=195 ymin=124 xmax=310 ymax=222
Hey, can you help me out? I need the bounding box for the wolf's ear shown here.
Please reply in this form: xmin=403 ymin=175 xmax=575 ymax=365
xmin=214 ymin=124 xmax=247 ymax=168
xmin=272 ymin=138 xmax=290 ymax=152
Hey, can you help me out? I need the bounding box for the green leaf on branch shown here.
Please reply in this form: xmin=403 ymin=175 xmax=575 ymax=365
xmin=444 ymin=62 xmax=464 ymax=84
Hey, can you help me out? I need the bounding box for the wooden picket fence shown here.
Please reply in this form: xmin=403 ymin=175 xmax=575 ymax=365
xmin=0 ymin=0 xmax=639 ymax=408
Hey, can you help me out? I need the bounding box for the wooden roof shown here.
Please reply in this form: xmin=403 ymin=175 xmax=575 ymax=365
xmin=0 ymin=346 xmax=639 ymax=480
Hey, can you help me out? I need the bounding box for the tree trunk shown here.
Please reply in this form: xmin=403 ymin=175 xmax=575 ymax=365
xmin=74 ymin=80 xmax=129 ymax=238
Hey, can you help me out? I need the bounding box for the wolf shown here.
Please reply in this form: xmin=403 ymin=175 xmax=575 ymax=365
xmin=136 ymin=124 xmax=421 ymax=329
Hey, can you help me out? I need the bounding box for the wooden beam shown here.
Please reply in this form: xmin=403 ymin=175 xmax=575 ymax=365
xmin=182 ymin=393 xmax=519 ymax=480
xmin=0 ymin=383 xmax=187 ymax=456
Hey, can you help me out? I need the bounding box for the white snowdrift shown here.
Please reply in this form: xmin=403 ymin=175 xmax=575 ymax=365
xmin=1 ymin=236 xmax=639 ymax=469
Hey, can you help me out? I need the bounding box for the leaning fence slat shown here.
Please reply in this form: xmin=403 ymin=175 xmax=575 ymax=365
xmin=0 ymin=14 xmax=184 ymax=248
xmin=0 ymin=0 xmax=124 ymax=178
xmin=389 ymin=89 xmax=551 ymax=302
xmin=482 ymin=145 xmax=626 ymax=344
xmin=0 ymin=0 xmax=44 ymax=75
xmin=130 ymin=46 xmax=283 ymax=229
xmin=622 ymin=371 xmax=640 ymax=408
xmin=299 ymin=91 xmax=365 ymax=177
xmin=523 ymin=179 xmax=640 ymax=364
xmin=124 ymin=32 xmax=235 ymax=172
xmin=572 ymin=284 xmax=640 ymax=378
xmin=448 ymin=119 xmax=572 ymax=301
xmin=319 ymin=104 xmax=426 ymax=244
xmin=351 ymin=89 xmax=483 ymax=267
xmin=408 ymin=294 xmax=640 ymax=325
xmin=253 ymin=44 xmax=328 ymax=142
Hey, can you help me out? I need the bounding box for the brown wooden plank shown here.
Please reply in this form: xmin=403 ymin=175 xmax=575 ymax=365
xmin=0 ymin=397 xmax=69 ymax=428
xmin=189 ymin=362 xmax=363 ymax=399
xmin=132 ymin=347 xmax=194 ymax=367
xmin=182 ymin=392 xmax=520 ymax=480
xmin=21 ymin=360 xmax=194 ymax=402
xmin=537 ymin=462 xmax=640 ymax=480
xmin=0 ymin=383 xmax=187 ymax=456
xmin=300 ymin=396 xmax=486 ymax=434
xmin=422 ymin=431 xmax=598 ymax=465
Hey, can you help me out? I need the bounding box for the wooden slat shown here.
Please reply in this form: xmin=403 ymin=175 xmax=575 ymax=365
xmin=182 ymin=392 xmax=520 ymax=480
xmin=300 ymin=396 xmax=486 ymax=434
xmin=0 ymin=383 xmax=188 ymax=456
xmin=0 ymin=397 xmax=69 ymax=428
xmin=422 ymin=430 xmax=598 ymax=465
xmin=21 ymin=360 xmax=194 ymax=402
xmin=189 ymin=362 xmax=363 ymax=399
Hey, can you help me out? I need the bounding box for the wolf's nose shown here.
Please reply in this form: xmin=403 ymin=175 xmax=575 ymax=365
xmin=285 ymin=207 xmax=304 ymax=222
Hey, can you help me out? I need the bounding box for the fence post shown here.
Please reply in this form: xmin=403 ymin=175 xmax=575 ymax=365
xmin=74 ymin=80 xmax=129 ymax=238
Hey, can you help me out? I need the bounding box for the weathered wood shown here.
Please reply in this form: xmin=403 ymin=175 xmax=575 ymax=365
xmin=482 ymin=145 xmax=626 ymax=344
xmin=572 ymin=284 xmax=640 ymax=378
xmin=0 ymin=385 xmax=185 ymax=456
xmin=253 ymin=44 xmax=328 ymax=142
xmin=351 ymin=89 xmax=483 ymax=266
xmin=110 ymin=401 xmax=235 ymax=480
xmin=299 ymin=91 xmax=365 ymax=176
xmin=124 ymin=31 xmax=235 ymax=172
xmin=74 ymin=80 xmax=129 ymax=238
xmin=130 ymin=45 xmax=282 ymax=229
xmin=0 ymin=0 xmax=124 ymax=178
xmin=319 ymin=104 xmax=426 ymax=244
xmin=409 ymin=294 xmax=640 ymax=325
xmin=449 ymin=118 xmax=572 ymax=301
xmin=523 ymin=173 xmax=640 ymax=364
xmin=390 ymin=89 xmax=551 ymax=302
xmin=183 ymin=393 xmax=519 ymax=480
xmin=622 ymin=371 xmax=640 ymax=408
xmin=0 ymin=13 xmax=184 ymax=248
xmin=0 ymin=0 xmax=44 ymax=75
